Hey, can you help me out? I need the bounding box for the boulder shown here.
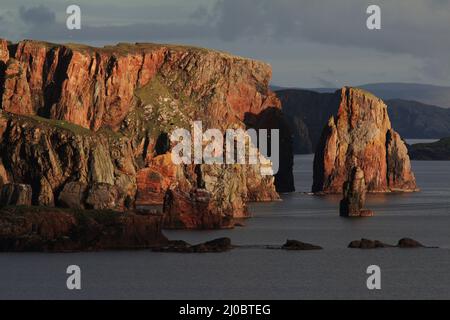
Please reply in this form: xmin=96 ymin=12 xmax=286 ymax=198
xmin=85 ymin=183 xmax=125 ymax=210
xmin=58 ymin=182 xmax=88 ymax=209
xmin=0 ymin=183 xmax=32 ymax=206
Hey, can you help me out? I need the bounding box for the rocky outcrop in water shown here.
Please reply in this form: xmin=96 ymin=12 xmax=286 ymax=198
xmin=312 ymin=87 xmax=417 ymax=194
xmin=339 ymin=167 xmax=374 ymax=217
xmin=348 ymin=238 xmax=432 ymax=249
xmin=152 ymin=237 xmax=233 ymax=253
xmin=0 ymin=39 xmax=289 ymax=229
xmin=348 ymin=239 xmax=392 ymax=249
xmin=281 ymin=239 xmax=322 ymax=250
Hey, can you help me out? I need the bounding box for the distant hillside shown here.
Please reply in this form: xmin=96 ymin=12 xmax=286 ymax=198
xmin=302 ymin=83 xmax=450 ymax=108
xmin=277 ymin=89 xmax=450 ymax=154
xmin=276 ymin=89 xmax=339 ymax=154
xmin=408 ymin=138 xmax=450 ymax=160
xmin=386 ymin=99 xmax=450 ymax=139
xmin=360 ymin=83 xmax=450 ymax=108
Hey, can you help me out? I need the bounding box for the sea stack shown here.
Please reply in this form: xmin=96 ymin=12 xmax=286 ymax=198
xmin=312 ymin=87 xmax=417 ymax=194
xmin=339 ymin=166 xmax=374 ymax=217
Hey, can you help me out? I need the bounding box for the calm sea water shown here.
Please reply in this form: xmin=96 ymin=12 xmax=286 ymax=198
xmin=1 ymin=151 xmax=449 ymax=299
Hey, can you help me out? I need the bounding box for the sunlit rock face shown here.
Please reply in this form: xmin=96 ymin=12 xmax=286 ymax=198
xmin=313 ymin=87 xmax=417 ymax=194
xmin=0 ymin=39 xmax=291 ymax=229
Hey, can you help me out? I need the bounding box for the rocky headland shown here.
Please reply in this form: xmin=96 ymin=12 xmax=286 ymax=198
xmin=0 ymin=39 xmax=293 ymax=238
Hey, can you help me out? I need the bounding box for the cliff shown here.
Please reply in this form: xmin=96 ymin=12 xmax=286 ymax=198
xmin=0 ymin=39 xmax=288 ymax=229
xmin=312 ymin=87 xmax=417 ymax=194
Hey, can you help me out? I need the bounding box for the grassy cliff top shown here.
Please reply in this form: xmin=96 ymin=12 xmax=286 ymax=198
xmin=10 ymin=39 xmax=261 ymax=64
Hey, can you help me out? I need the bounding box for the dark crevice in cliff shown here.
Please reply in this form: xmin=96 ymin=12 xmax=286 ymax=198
xmin=42 ymin=48 xmax=73 ymax=118
xmin=7 ymin=43 xmax=17 ymax=59
xmin=155 ymin=132 xmax=170 ymax=155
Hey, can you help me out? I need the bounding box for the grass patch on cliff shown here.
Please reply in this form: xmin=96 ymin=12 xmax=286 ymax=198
xmin=132 ymin=75 xmax=193 ymax=137
xmin=4 ymin=113 xmax=93 ymax=136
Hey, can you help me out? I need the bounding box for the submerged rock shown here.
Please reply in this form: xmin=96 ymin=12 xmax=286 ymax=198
xmin=152 ymin=237 xmax=233 ymax=253
xmin=348 ymin=239 xmax=392 ymax=249
xmin=397 ymin=238 xmax=424 ymax=248
xmin=281 ymin=239 xmax=322 ymax=250
xmin=348 ymin=238 xmax=432 ymax=249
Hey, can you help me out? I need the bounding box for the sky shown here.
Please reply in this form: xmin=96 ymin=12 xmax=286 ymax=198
xmin=0 ymin=0 xmax=449 ymax=88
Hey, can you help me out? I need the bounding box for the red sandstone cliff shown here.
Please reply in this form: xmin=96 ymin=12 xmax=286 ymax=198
xmin=312 ymin=87 xmax=417 ymax=194
xmin=0 ymin=39 xmax=284 ymax=229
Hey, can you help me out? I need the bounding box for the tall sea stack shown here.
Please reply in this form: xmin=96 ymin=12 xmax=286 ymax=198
xmin=312 ymin=87 xmax=417 ymax=194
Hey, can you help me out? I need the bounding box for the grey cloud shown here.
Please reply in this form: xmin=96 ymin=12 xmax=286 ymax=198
xmin=8 ymin=1 xmax=450 ymax=85
xmin=19 ymin=5 xmax=56 ymax=26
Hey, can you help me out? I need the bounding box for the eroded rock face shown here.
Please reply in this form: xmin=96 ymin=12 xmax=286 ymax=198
xmin=163 ymin=187 xmax=234 ymax=229
xmin=135 ymin=153 xmax=179 ymax=206
xmin=313 ymin=87 xmax=417 ymax=194
xmin=0 ymin=39 xmax=287 ymax=229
